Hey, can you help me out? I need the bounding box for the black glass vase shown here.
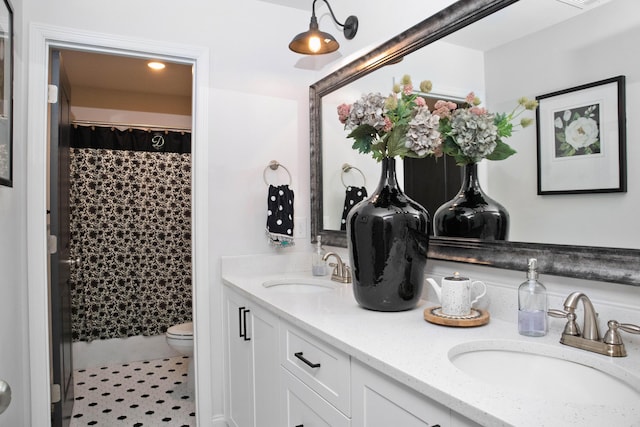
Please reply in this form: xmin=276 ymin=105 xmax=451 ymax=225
xmin=347 ymin=157 xmax=430 ymax=312
xmin=433 ymin=162 xmax=509 ymax=240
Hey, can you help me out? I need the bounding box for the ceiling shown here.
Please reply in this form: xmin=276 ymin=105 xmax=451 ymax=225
xmin=60 ymin=49 xmax=193 ymax=97
xmin=444 ymin=0 xmax=614 ymax=51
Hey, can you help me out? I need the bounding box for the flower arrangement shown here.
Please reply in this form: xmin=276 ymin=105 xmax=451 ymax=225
xmin=337 ymin=75 xmax=538 ymax=165
xmin=338 ymin=75 xmax=441 ymax=162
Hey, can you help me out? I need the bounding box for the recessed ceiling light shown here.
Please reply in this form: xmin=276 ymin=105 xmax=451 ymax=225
xmin=147 ymin=61 xmax=166 ymax=70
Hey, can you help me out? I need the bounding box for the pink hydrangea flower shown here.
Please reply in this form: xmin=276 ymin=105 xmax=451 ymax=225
xmin=469 ymin=106 xmax=488 ymax=115
xmin=403 ymin=84 xmax=413 ymax=96
xmin=415 ymin=97 xmax=426 ymax=107
xmin=433 ymin=100 xmax=458 ymax=119
xmin=382 ymin=117 xmax=394 ymax=132
xmin=465 ymin=92 xmax=476 ymax=105
xmin=337 ymin=103 xmax=351 ymax=124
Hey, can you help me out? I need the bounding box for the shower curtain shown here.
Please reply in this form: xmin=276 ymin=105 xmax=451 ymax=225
xmin=69 ymin=125 xmax=193 ymax=341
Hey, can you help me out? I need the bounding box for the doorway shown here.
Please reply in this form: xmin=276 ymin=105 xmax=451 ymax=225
xmin=50 ymin=47 xmax=195 ymax=426
xmin=27 ymin=26 xmax=211 ymax=427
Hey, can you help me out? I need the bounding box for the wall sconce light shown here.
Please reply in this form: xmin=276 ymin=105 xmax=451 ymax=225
xmin=289 ymin=0 xmax=358 ymax=55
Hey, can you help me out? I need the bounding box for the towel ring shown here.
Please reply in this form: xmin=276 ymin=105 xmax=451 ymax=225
xmin=263 ymin=160 xmax=292 ymax=186
xmin=341 ymin=163 xmax=366 ymax=188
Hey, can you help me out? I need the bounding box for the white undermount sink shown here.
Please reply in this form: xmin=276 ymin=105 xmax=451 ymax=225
xmin=261 ymin=277 xmax=341 ymax=293
xmin=449 ymin=340 xmax=640 ymax=405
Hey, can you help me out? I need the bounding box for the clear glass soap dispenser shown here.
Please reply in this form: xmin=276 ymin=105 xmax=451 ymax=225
xmin=518 ymin=258 xmax=548 ymax=337
xmin=312 ymin=235 xmax=327 ymax=276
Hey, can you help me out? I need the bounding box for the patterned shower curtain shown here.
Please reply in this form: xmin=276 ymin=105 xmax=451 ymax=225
xmin=69 ymin=125 xmax=193 ymax=341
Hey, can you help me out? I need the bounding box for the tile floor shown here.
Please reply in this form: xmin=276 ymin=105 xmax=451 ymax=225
xmin=70 ymin=356 xmax=196 ymax=426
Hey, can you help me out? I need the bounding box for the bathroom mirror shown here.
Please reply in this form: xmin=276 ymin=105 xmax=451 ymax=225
xmin=310 ymin=0 xmax=640 ymax=285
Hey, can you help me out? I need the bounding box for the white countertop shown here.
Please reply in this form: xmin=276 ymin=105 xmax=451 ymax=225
xmin=222 ymin=267 xmax=640 ymax=427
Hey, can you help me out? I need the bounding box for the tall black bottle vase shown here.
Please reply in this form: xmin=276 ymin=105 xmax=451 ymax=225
xmin=433 ymin=162 xmax=509 ymax=240
xmin=346 ymin=157 xmax=430 ymax=312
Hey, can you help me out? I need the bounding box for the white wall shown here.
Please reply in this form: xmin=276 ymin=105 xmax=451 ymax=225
xmin=71 ymin=107 xmax=191 ymax=130
xmin=0 ymin=0 xmax=29 ymax=424
xmin=484 ymin=0 xmax=640 ymax=248
xmin=12 ymin=0 xmax=458 ymax=425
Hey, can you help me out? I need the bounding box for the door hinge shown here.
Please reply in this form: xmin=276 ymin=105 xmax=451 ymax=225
xmin=47 ymin=85 xmax=58 ymax=104
xmin=48 ymin=235 xmax=58 ymax=255
xmin=51 ymin=383 xmax=61 ymax=404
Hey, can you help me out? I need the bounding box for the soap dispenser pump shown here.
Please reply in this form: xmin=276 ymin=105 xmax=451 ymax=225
xmin=312 ymin=235 xmax=327 ymax=276
xmin=518 ymin=258 xmax=548 ymax=337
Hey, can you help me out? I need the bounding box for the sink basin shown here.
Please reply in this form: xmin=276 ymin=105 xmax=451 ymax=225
xmin=262 ymin=278 xmax=340 ymax=293
xmin=449 ymin=341 xmax=640 ymax=405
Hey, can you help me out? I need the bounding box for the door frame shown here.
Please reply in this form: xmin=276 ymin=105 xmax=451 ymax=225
xmin=27 ymin=24 xmax=211 ymax=426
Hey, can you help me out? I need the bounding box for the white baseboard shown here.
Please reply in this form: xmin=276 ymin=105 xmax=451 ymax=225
xmin=72 ymin=334 xmax=182 ymax=370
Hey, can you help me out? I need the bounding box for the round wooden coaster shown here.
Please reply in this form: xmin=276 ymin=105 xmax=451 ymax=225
xmin=423 ymin=306 xmax=490 ymax=327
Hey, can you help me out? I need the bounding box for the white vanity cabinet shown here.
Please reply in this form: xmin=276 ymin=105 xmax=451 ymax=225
xmin=223 ymin=282 xmax=480 ymax=427
xmin=224 ymin=287 xmax=280 ymax=427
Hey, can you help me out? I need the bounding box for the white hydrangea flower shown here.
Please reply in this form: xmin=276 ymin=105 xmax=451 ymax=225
xmin=405 ymin=107 xmax=441 ymax=156
xmin=344 ymin=93 xmax=387 ymax=132
xmin=450 ymin=109 xmax=498 ymax=163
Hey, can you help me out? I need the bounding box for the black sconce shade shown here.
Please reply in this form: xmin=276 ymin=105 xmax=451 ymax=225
xmin=289 ymin=0 xmax=358 ymax=55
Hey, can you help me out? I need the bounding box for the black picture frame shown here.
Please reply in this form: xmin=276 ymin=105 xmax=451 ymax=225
xmin=0 ymin=0 xmax=12 ymax=187
xmin=536 ymin=76 xmax=626 ymax=195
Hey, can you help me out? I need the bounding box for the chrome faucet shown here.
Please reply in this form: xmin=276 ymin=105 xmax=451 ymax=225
xmin=549 ymin=291 xmax=640 ymax=357
xmin=322 ymin=252 xmax=352 ymax=284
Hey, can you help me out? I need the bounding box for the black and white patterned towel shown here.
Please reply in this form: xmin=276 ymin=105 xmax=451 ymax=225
xmin=266 ymin=184 xmax=295 ymax=247
xmin=340 ymin=186 xmax=368 ymax=231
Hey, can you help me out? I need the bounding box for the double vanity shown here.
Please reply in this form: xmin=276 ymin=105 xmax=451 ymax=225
xmin=221 ymin=254 xmax=640 ymax=427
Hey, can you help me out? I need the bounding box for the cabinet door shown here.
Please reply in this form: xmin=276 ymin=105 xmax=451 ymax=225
xmin=352 ymin=360 xmax=450 ymax=427
xmin=250 ymin=300 xmax=280 ymax=427
xmin=281 ymin=367 xmax=351 ymax=427
xmin=225 ymin=289 xmax=255 ymax=427
xmin=225 ymin=287 xmax=280 ymax=427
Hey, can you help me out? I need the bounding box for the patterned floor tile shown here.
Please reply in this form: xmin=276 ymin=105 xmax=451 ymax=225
xmin=70 ymin=356 xmax=195 ymax=426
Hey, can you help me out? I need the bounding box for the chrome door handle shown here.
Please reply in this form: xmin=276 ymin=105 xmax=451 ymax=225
xmin=62 ymin=257 xmax=81 ymax=267
xmin=0 ymin=379 xmax=11 ymax=415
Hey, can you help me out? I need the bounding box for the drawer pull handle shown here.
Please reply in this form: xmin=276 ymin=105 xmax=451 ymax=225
xmin=295 ymin=425 xmax=304 ymax=427
xmin=238 ymin=307 xmax=245 ymax=338
xmin=294 ymin=352 xmax=321 ymax=368
xmin=242 ymin=308 xmax=251 ymax=341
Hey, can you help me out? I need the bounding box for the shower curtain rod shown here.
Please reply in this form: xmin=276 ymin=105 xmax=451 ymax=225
xmin=72 ymin=119 xmax=192 ymax=133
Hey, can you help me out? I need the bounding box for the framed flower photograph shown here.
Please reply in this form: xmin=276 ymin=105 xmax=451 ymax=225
xmin=0 ymin=0 xmax=12 ymax=187
xmin=536 ymin=76 xmax=626 ymax=195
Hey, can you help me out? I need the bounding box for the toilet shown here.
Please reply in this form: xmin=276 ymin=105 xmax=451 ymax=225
xmin=166 ymin=322 xmax=195 ymax=392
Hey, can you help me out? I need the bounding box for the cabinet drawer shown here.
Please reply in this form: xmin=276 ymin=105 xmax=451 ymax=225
xmin=280 ymin=322 xmax=351 ymax=415
xmin=281 ymin=367 xmax=351 ymax=427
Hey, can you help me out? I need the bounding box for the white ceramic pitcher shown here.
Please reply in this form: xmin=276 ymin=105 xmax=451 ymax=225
xmin=426 ymin=272 xmax=487 ymax=316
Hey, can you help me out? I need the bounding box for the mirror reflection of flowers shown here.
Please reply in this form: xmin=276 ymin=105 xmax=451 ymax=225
xmin=553 ymin=105 xmax=600 ymax=157
xmin=437 ymin=92 xmax=538 ymax=165
xmin=337 ymin=74 xmax=538 ymax=165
